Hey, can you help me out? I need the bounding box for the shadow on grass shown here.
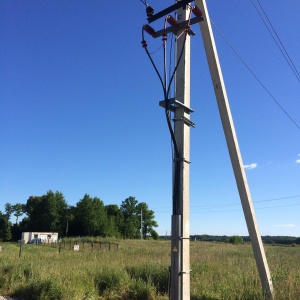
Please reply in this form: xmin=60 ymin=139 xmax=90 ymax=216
xmin=13 ymin=279 xmax=63 ymax=300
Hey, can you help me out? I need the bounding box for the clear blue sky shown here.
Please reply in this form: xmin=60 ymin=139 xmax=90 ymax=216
xmin=1 ymin=0 xmax=299 ymax=237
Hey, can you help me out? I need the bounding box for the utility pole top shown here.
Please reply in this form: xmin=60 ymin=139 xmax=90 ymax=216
xmin=147 ymin=0 xmax=194 ymax=23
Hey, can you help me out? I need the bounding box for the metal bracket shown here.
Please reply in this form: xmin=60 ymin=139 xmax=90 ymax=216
xmin=159 ymin=98 xmax=194 ymax=114
xmin=152 ymin=16 xmax=203 ymax=38
xmin=173 ymin=157 xmax=191 ymax=164
xmin=147 ymin=0 xmax=194 ymax=23
xmin=173 ymin=116 xmax=195 ymax=128
xmin=181 ymin=270 xmax=192 ymax=274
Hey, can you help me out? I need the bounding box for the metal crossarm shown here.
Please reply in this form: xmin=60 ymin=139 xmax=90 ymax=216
xmin=147 ymin=0 xmax=194 ymax=23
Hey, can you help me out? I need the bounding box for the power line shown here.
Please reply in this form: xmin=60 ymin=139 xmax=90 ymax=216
xmin=139 ymin=0 xmax=148 ymax=7
xmin=250 ymin=0 xmax=300 ymax=83
xmin=155 ymin=202 xmax=300 ymax=214
xmin=255 ymin=194 xmax=300 ymax=203
xmin=192 ymin=194 xmax=300 ymax=209
xmin=189 ymin=203 xmax=300 ymax=214
xmin=154 ymin=194 xmax=300 ymax=213
xmin=211 ymin=21 xmax=300 ymax=131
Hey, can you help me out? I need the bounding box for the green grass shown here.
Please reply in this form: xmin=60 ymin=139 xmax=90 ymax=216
xmin=0 ymin=240 xmax=299 ymax=299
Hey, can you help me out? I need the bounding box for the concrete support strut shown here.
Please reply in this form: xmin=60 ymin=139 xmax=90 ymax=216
xmin=195 ymin=0 xmax=274 ymax=298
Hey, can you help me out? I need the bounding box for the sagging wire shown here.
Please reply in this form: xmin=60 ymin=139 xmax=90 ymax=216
xmin=167 ymin=8 xmax=192 ymax=215
xmin=141 ymin=6 xmax=192 ymax=215
xmin=141 ymin=28 xmax=165 ymax=95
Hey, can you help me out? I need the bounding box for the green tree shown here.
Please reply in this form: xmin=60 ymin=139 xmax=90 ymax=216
xmin=73 ymin=194 xmax=107 ymax=236
xmin=120 ymin=196 xmax=140 ymax=238
xmin=65 ymin=206 xmax=75 ymax=237
xmin=137 ymin=202 xmax=158 ymax=239
xmin=105 ymin=204 xmax=122 ymax=237
xmin=0 ymin=211 xmax=12 ymax=241
xmin=4 ymin=203 xmax=13 ymax=221
xmin=12 ymin=203 xmax=25 ymax=224
xmin=24 ymin=190 xmax=68 ymax=235
xmin=119 ymin=197 xmax=158 ymax=239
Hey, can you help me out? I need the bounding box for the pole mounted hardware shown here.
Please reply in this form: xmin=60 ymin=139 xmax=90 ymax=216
xmin=181 ymin=270 xmax=192 ymax=274
xmin=159 ymin=98 xmax=194 ymax=114
xmin=152 ymin=17 xmax=203 ymax=38
xmin=147 ymin=0 xmax=195 ymax=23
xmin=160 ymin=98 xmax=195 ymax=128
xmin=173 ymin=117 xmax=195 ymax=128
xmin=146 ymin=5 xmax=154 ymax=18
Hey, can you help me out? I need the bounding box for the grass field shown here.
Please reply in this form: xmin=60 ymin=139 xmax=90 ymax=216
xmin=0 ymin=239 xmax=299 ymax=299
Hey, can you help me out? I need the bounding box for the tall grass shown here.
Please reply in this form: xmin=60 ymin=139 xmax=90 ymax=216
xmin=0 ymin=240 xmax=299 ymax=299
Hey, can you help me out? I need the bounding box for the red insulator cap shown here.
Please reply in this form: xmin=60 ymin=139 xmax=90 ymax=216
xmin=166 ymin=15 xmax=178 ymax=28
xmin=143 ymin=24 xmax=155 ymax=36
xmin=192 ymin=6 xmax=203 ymax=18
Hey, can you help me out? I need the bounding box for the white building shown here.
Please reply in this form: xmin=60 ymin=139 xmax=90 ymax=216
xmin=21 ymin=232 xmax=58 ymax=244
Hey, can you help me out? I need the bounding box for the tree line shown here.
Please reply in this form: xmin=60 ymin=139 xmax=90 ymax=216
xmin=0 ymin=190 xmax=159 ymax=241
xmin=190 ymin=234 xmax=300 ymax=245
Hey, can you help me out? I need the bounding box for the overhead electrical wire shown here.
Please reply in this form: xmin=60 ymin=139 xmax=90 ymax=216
xmin=189 ymin=203 xmax=300 ymax=214
xmin=211 ymin=21 xmax=300 ymax=132
xmin=250 ymin=0 xmax=300 ymax=83
xmin=139 ymin=0 xmax=148 ymax=7
xmin=191 ymin=194 xmax=300 ymax=209
xmin=153 ymin=194 xmax=300 ymax=213
xmin=168 ymin=23 xmax=175 ymax=158
xmin=155 ymin=202 xmax=300 ymax=214
xmin=142 ymin=8 xmax=192 ymax=215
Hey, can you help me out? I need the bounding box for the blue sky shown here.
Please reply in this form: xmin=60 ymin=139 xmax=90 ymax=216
xmin=1 ymin=0 xmax=299 ymax=237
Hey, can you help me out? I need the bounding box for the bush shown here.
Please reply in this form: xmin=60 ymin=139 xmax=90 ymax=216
xmin=15 ymin=279 xmax=63 ymax=300
xmin=126 ymin=264 xmax=169 ymax=294
xmin=228 ymin=236 xmax=243 ymax=244
xmin=94 ymin=268 xmax=129 ymax=294
xmin=127 ymin=278 xmax=156 ymax=300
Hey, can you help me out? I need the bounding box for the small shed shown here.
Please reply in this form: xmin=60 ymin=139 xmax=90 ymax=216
xmin=21 ymin=232 xmax=58 ymax=244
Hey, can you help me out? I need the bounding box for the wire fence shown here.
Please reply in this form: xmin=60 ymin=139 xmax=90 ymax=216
xmin=29 ymin=238 xmax=119 ymax=252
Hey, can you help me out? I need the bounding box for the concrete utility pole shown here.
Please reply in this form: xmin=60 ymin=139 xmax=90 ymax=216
xmin=195 ymin=0 xmax=274 ymax=298
xmin=170 ymin=5 xmax=192 ymax=300
xmin=144 ymin=2 xmax=198 ymax=297
xmin=143 ymin=0 xmax=273 ymax=298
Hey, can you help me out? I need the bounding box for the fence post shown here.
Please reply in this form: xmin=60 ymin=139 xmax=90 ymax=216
xmin=19 ymin=243 xmax=22 ymax=258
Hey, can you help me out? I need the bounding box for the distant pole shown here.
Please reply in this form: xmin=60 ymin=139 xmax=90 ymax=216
xmin=66 ymin=219 xmax=68 ymax=237
xmin=195 ymin=0 xmax=274 ymax=298
xmin=141 ymin=209 xmax=143 ymax=240
xmin=19 ymin=243 xmax=22 ymax=258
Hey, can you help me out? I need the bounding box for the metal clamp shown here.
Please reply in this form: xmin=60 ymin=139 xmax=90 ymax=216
xmin=173 ymin=116 xmax=195 ymax=127
xmin=159 ymin=98 xmax=194 ymax=114
xmin=181 ymin=270 xmax=192 ymax=274
xmin=173 ymin=157 xmax=191 ymax=164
